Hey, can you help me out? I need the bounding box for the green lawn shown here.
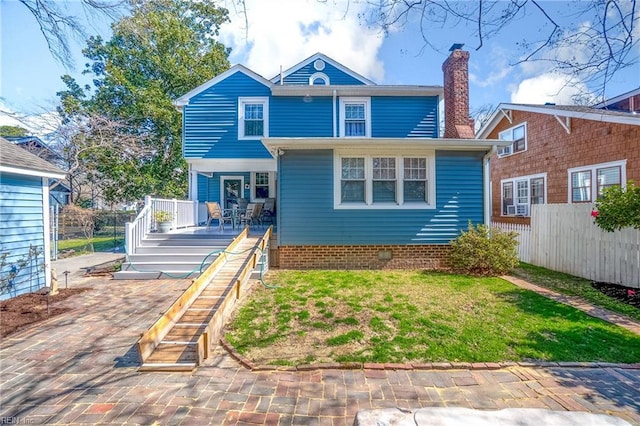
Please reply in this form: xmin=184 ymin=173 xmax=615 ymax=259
xmin=57 ymin=235 xmax=124 ymax=255
xmin=225 ymin=270 xmax=640 ymax=366
xmin=512 ymin=263 xmax=640 ymax=322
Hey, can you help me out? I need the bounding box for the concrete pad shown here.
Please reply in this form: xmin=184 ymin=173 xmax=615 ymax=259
xmin=353 ymin=407 xmax=632 ymax=426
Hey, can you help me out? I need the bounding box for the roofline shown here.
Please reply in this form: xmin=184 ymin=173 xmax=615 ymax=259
xmin=262 ymin=137 xmax=509 ymax=153
xmin=271 ymin=85 xmax=443 ymax=97
xmin=270 ymin=52 xmax=376 ymax=86
xmin=173 ymin=65 xmax=273 ymax=108
xmin=476 ymin=103 xmax=640 ymax=139
xmin=593 ymin=87 xmax=640 ymax=108
xmin=0 ymin=165 xmax=66 ymax=180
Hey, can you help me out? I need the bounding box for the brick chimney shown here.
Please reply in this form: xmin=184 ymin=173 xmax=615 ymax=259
xmin=442 ymin=44 xmax=474 ymax=139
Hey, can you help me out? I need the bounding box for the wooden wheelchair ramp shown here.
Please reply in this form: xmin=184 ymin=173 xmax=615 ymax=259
xmin=137 ymin=226 xmax=272 ymax=372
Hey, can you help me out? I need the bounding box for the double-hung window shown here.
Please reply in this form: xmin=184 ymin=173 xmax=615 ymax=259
xmin=340 ymin=98 xmax=371 ymax=137
xmin=336 ymin=151 xmax=434 ymax=209
xmin=501 ymin=174 xmax=546 ymax=216
xmin=498 ymin=123 xmax=527 ymax=157
xmin=568 ymin=160 xmax=625 ymax=203
xmin=238 ymin=97 xmax=268 ymax=139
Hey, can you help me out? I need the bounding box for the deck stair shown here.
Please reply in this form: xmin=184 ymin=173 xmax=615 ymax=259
xmin=114 ymin=233 xmax=236 ymax=280
xmin=137 ymin=226 xmax=272 ymax=372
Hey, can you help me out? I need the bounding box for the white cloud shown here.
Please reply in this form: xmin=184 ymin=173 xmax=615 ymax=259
xmin=219 ymin=0 xmax=385 ymax=82
xmin=510 ymin=74 xmax=595 ymax=105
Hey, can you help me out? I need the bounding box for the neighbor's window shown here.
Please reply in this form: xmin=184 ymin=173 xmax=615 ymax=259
xmin=501 ymin=174 xmax=546 ymax=216
xmin=498 ymin=123 xmax=527 ymax=157
xmin=336 ymin=152 xmax=434 ymax=209
xmin=340 ymin=98 xmax=371 ymax=137
xmin=238 ymin=97 xmax=269 ymax=139
xmin=569 ymin=160 xmax=625 ymax=203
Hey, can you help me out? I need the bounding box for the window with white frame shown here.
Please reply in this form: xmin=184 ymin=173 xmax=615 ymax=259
xmin=335 ymin=152 xmax=435 ymax=209
xmin=568 ymin=160 xmax=625 ymax=203
xmin=309 ymin=72 xmax=329 ymax=85
xmin=501 ymin=174 xmax=546 ymax=216
xmin=238 ymin=97 xmax=268 ymax=139
xmin=497 ymin=123 xmax=527 ymax=157
xmin=250 ymin=171 xmax=275 ymax=201
xmin=339 ymin=98 xmax=371 ymax=137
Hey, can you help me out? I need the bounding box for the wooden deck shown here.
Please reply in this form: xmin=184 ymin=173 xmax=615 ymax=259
xmin=137 ymin=226 xmax=272 ymax=372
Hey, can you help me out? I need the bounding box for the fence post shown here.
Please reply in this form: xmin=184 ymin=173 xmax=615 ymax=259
xmin=172 ymin=198 xmax=178 ymax=230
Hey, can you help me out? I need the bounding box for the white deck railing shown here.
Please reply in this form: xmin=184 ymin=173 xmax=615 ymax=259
xmin=125 ymin=196 xmax=198 ymax=257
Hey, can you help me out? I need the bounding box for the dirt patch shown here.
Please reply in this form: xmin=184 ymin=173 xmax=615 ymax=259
xmin=1 ymin=287 xmax=91 ymax=338
xmin=592 ymin=282 xmax=640 ymax=309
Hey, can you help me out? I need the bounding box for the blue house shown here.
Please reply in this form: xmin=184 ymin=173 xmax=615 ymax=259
xmin=0 ymin=137 xmax=66 ymax=299
xmin=174 ymin=48 xmax=504 ymax=269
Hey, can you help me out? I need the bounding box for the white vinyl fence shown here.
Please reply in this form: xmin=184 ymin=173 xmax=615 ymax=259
xmin=491 ymin=222 xmax=531 ymax=263
xmin=494 ymin=204 xmax=640 ymax=289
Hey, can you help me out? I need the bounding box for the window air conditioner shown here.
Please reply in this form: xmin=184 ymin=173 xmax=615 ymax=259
xmin=506 ymin=205 xmax=516 ymax=215
xmin=516 ymin=205 xmax=529 ymax=216
xmin=498 ymin=145 xmax=512 ymax=157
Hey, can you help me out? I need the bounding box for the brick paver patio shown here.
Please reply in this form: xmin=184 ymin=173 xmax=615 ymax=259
xmin=1 ymin=272 xmax=639 ymax=425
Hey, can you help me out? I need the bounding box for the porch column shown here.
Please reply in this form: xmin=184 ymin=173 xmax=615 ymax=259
xmin=188 ymin=164 xmax=198 ymax=202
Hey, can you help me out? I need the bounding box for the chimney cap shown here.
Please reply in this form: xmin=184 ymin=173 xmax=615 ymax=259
xmin=449 ymin=43 xmax=464 ymax=51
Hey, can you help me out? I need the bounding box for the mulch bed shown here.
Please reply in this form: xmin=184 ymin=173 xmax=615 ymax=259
xmin=592 ymin=281 xmax=640 ymax=309
xmin=1 ymin=287 xmax=91 ymax=338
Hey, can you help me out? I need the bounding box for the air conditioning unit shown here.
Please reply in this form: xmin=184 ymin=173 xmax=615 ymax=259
xmin=498 ymin=145 xmax=512 ymax=157
xmin=516 ymin=205 xmax=529 ymax=216
xmin=506 ymin=205 xmax=516 ymax=215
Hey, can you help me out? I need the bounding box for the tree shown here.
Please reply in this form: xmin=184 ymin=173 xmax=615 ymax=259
xmin=359 ymin=0 xmax=638 ymax=98
xmin=18 ymin=0 xmax=126 ymax=69
xmin=0 ymin=126 xmax=29 ymax=137
xmin=593 ymin=183 xmax=640 ymax=232
xmin=57 ymin=0 xmax=231 ymax=203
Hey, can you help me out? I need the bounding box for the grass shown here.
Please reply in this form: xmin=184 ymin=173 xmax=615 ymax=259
xmin=225 ymin=270 xmax=640 ymax=366
xmin=512 ymin=262 xmax=640 ymax=322
xmin=57 ymin=235 xmax=124 ymax=255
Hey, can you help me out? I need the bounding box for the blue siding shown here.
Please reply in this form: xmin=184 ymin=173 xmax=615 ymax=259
xmin=283 ymin=61 xmax=367 ymax=85
xmin=0 ymin=173 xmax=47 ymax=299
xmin=271 ymin=97 xmax=334 ymax=137
xmin=371 ymin=97 xmax=439 ymax=138
xmin=183 ymin=72 xmax=272 ymax=159
xmin=278 ymin=150 xmax=484 ymax=246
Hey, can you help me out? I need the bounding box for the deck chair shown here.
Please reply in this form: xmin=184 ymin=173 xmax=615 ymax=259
xmin=206 ymin=202 xmax=232 ymax=230
xmin=260 ymin=198 xmax=276 ymax=226
xmin=238 ymin=203 xmax=263 ymax=229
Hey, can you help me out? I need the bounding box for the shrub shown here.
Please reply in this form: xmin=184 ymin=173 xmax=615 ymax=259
xmin=594 ymin=182 xmax=640 ymax=232
xmin=449 ymin=223 xmax=519 ymax=276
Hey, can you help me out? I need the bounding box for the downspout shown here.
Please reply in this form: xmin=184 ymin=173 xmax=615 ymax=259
xmin=333 ymin=89 xmax=337 ymax=137
xmin=483 ymin=146 xmax=497 ymax=226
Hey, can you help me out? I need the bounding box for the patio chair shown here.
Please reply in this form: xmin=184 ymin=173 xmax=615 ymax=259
xmin=238 ymin=203 xmax=263 ymax=229
xmin=260 ymin=197 xmax=276 ymax=226
xmin=206 ymin=202 xmax=233 ymax=230
xmin=237 ymin=198 xmax=249 ymax=210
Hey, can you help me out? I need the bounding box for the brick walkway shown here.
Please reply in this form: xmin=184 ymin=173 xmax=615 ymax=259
xmin=1 ymin=274 xmax=639 ymax=425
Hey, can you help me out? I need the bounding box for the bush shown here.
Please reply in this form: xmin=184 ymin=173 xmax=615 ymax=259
xmin=449 ymin=223 xmax=519 ymax=276
xmin=594 ymin=182 xmax=640 ymax=232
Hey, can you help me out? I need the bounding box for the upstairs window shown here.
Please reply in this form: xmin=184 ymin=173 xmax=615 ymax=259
xmin=339 ymin=98 xmax=371 ymax=137
xmin=498 ymin=123 xmax=527 ymax=157
xmin=501 ymin=174 xmax=546 ymax=216
xmin=568 ymin=160 xmax=625 ymax=203
xmin=238 ymin=97 xmax=269 ymax=139
xmin=309 ymin=72 xmax=329 ymax=85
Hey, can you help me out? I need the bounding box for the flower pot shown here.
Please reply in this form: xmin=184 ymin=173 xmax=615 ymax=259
xmin=157 ymin=221 xmax=172 ymax=233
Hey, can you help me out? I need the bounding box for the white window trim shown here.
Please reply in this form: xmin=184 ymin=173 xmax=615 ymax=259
xmin=339 ymin=97 xmax=371 ymax=138
xmin=238 ymin=97 xmax=269 ymax=140
xmin=333 ymin=149 xmax=436 ymax=209
xmin=250 ymin=171 xmax=276 ymax=202
xmin=309 ymin=72 xmax=330 ymax=85
xmin=567 ymin=159 xmax=627 ymax=203
xmin=500 ymin=172 xmax=547 ymax=217
xmin=497 ymin=122 xmax=527 ymax=158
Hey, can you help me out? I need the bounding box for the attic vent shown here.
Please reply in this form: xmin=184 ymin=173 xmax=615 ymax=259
xmin=314 ymin=59 xmax=325 ymax=71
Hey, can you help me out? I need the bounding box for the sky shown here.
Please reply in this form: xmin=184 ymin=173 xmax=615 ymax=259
xmin=1 ymin=0 xmax=639 ymax=136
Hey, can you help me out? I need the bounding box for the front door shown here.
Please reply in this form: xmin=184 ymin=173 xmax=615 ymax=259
xmin=223 ymin=178 xmax=242 ymax=209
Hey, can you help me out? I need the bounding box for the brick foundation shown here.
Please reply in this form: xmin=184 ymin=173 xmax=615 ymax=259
xmin=278 ymin=245 xmax=451 ymax=270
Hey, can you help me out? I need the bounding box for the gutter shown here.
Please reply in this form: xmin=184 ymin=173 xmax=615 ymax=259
xmin=483 ymin=145 xmax=497 ymax=226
